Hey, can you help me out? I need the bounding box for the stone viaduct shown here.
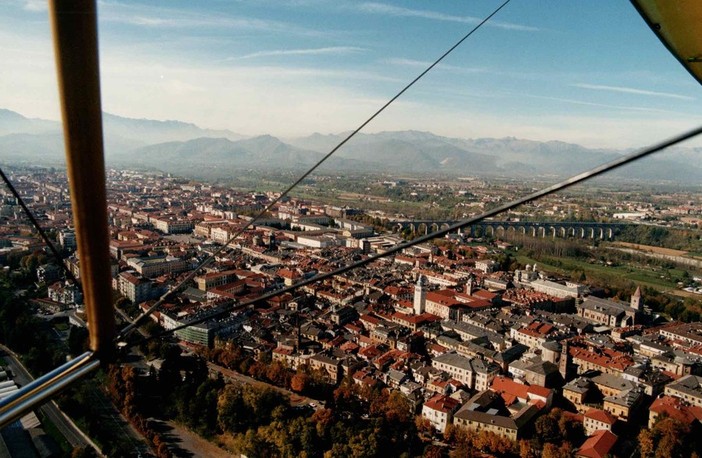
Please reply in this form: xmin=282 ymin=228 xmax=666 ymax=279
xmin=390 ymin=220 xmax=632 ymax=240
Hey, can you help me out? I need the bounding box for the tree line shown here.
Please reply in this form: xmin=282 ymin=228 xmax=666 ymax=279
xmin=105 ymin=345 xmax=426 ymax=457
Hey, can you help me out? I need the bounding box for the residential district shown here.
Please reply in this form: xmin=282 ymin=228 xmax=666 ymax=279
xmin=2 ymin=166 xmax=702 ymax=457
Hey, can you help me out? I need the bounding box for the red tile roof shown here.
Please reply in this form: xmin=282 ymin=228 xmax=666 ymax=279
xmin=527 ymin=385 xmax=553 ymax=399
xmin=563 ymin=411 xmax=584 ymax=422
xmin=396 ymin=300 xmax=414 ymax=310
xmin=339 ymin=341 xmax=360 ymax=353
xmin=426 ymin=291 xmax=462 ymax=307
xmin=359 ymin=345 xmax=383 ymax=360
xmin=576 ymin=430 xmax=617 ymax=458
xmin=491 ymin=376 xmax=529 ymax=402
xmin=570 ymin=346 xmax=634 ymax=372
xmin=584 ymin=408 xmax=617 ymax=425
xmin=429 ymin=343 xmax=450 ymax=355
xmin=277 ymin=268 xmax=300 ymax=279
xmin=424 ymin=394 xmax=461 ymax=414
xmin=473 ymin=289 xmax=498 ymax=301
xmin=490 ymin=376 xmax=552 ymax=406
xmin=650 ymin=395 xmax=702 ymax=425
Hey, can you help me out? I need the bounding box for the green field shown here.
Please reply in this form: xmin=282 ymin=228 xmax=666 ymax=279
xmin=514 ymin=253 xmax=685 ymax=291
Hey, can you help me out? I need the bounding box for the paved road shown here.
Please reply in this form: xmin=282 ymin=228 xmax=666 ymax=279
xmin=36 ymin=310 xmax=87 ymax=328
xmin=85 ymin=384 xmax=152 ymax=458
xmin=150 ymin=419 xmax=232 ymax=458
xmin=1 ymin=344 xmax=153 ymax=457
xmin=115 ymin=307 xmax=148 ymax=337
xmin=0 ymin=345 xmax=99 ymax=452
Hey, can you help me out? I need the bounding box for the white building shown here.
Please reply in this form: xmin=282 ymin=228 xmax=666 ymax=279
xmin=432 ymin=352 xmax=500 ymax=392
xmin=421 ymin=394 xmax=461 ymax=433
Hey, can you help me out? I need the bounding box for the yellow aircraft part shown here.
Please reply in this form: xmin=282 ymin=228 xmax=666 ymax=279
xmin=631 ymin=0 xmax=702 ymax=85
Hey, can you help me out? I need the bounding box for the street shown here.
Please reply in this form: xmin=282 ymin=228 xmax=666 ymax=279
xmin=0 ymin=344 xmax=100 ymax=453
xmin=85 ymin=384 xmax=152 ymax=458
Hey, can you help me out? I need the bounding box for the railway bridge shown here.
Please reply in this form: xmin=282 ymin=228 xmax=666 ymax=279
xmin=390 ymin=220 xmax=632 ymax=240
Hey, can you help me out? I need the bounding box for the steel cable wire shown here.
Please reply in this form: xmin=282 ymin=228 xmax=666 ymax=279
xmin=127 ymin=122 xmax=702 ymax=349
xmin=0 ymin=167 xmax=82 ymax=288
xmin=118 ymin=0 xmax=513 ymax=339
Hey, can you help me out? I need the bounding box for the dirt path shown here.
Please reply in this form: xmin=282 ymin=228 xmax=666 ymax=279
xmin=612 ymin=241 xmax=688 ymax=257
xmin=668 ymin=289 xmax=702 ymax=299
xmin=206 ymin=362 xmax=322 ymax=409
xmin=149 ymin=419 xmax=233 ymax=458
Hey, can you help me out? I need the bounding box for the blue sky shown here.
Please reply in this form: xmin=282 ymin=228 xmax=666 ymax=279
xmin=2 ymin=0 xmax=702 ymax=148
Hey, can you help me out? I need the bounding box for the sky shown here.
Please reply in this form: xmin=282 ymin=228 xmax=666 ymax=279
xmin=2 ymin=0 xmax=702 ymax=149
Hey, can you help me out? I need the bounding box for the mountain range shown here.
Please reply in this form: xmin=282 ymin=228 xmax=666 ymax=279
xmin=1 ymin=108 xmax=700 ymax=181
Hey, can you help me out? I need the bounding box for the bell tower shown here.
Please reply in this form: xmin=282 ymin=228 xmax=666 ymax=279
xmin=466 ymin=275 xmax=474 ymax=296
xmin=630 ymin=286 xmax=642 ymax=311
xmin=414 ymin=275 xmax=427 ymax=315
xmin=559 ymin=340 xmax=571 ymax=381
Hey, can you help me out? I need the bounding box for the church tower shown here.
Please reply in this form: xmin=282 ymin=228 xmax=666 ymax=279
xmin=630 ymin=286 xmax=642 ymax=311
xmin=559 ymin=340 xmax=571 ymax=381
xmin=414 ymin=275 xmax=427 ymax=315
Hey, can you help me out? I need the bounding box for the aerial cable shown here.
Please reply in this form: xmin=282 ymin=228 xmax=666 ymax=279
xmin=127 ymin=122 xmax=702 ymax=349
xmin=0 ymin=167 xmax=81 ymax=287
xmin=118 ymin=0 xmax=513 ymax=339
xmin=0 ymin=0 xmax=112 ymax=429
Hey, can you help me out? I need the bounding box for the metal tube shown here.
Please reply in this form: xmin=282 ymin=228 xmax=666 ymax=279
xmin=0 ymin=352 xmax=99 ymax=428
xmin=49 ymin=0 xmax=115 ymax=354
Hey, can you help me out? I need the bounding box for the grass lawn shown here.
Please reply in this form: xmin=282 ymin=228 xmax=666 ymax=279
xmin=514 ymin=253 xmax=681 ymax=291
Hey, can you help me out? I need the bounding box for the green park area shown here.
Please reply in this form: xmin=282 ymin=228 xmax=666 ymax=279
xmin=513 ymin=252 xmax=690 ymax=292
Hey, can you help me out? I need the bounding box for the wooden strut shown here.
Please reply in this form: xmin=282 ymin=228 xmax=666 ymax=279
xmin=49 ymin=0 xmax=115 ymax=355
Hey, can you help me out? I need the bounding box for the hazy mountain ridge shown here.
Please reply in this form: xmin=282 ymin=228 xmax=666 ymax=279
xmin=1 ymin=108 xmax=700 ymax=180
xmin=0 ymin=108 xmax=246 ymax=150
xmin=102 ymin=113 xmax=246 ymax=145
xmin=287 ymin=130 xmax=499 ymax=173
xmin=125 ymin=135 xmax=368 ymax=174
xmin=0 ymin=109 xmax=58 ymax=137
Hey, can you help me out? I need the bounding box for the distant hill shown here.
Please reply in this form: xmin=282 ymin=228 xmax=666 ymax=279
xmin=0 ymin=108 xmax=246 ymax=163
xmin=0 ymin=109 xmax=58 ymax=136
xmin=123 ymin=135 xmax=367 ymax=176
xmin=287 ymin=130 xmax=498 ymax=173
xmin=0 ymin=132 xmax=64 ymax=165
xmin=287 ymin=130 xmax=702 ymax=180
xmin=102 ymin=113 xmax=245 ymax=146
xmin=1 ymin=107 xmax=701 ymax=181
xmin=288 ymin=130 xmax=614 ymax=175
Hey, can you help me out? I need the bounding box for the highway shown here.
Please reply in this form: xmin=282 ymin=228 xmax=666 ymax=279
xmin=0 ymin=344 xmax=101 ymax=453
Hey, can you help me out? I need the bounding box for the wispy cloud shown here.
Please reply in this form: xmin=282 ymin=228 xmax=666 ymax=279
xmin=523 ymin=93 xmax=686 ymax=115
xmin=385 ymin=57 xmax=486 ymax=74
xmin=22 ymin=0 xmax=46 ymax=12
xmin=572 ymin=83 xmax=695 ymax=101
xmin=234 ymin=65 xmax=403 ymax=83
xmin=357 ymin=2 xmax=538 ymax=32
xmin=105 ymin=13 xmax=299 ymax=33
xmin=385 ymin=58 xmax=430 ymax=67
xmin=235 ymin=46 xmax=365 ymax=60
xmin=126 ymin=16 xmax=176 ymax=27
xmin=98 ymin=1 xmax=327 ymax=37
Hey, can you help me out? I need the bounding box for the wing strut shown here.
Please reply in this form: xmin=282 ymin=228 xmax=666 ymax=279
xmin=0 ymin=0 xmax=111 ymax=429
xmin=631 ymin=0 xmax=702 ymax=85
xmin=50 ymin=0 xmax=116 ymax=354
